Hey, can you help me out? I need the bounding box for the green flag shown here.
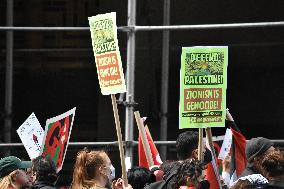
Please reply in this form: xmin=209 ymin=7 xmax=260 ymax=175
xmin=179 ymin=46 xmax=228 ymax=129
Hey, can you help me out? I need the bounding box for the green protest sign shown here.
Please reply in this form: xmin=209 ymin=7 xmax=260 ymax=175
xmin=88 ymin=12 xmax=126 ymax=95
xmin=179 ymin=46 xmax=228 ymax=128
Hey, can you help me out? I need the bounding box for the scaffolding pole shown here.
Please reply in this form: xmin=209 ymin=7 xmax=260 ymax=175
xmin=4 ymin=0 xmax=13 ymax=155
xmin=125 ymin=0 xmax=136 ymax=164
xmin=160 ymin=0 xmax=170 ymax=160
xmin=134 ymin=21 xmax=284 ymax=31
xmin=1 ymin=21 xmax=284 ymax=31
xmin=0 ymin=139 xmax=283 ymax=148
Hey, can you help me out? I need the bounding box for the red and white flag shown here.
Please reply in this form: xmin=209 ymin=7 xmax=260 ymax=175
xmin=138 ymin=118 xmax=163 ymax=168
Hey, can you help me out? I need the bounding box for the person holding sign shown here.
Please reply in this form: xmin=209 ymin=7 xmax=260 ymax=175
xmin=71 ymin=149 xmax=133 ymax=189
xmin=144 ymin=131 xmax=211 ymax=189
xmin=89 ymin=12 xmax=128 ymax=185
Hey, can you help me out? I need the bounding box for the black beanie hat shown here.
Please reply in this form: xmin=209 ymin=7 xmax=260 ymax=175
xmin=246 ymin=137 xmax=273 ymax=163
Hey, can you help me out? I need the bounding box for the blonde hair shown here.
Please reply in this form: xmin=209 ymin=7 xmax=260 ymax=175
xmin=0 ymin=170 xmax=19 ymax=189
xmin=71 ymin=149 xmax=108 ymax=189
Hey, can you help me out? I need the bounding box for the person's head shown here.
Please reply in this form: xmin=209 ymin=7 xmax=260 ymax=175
xmin=0 ymin=156 xmax=31 ymax=189
xmin=0 ymin=169 xmax=31 ymax=189
xmin=127 ymin=167 xmax=156 ymax=189
xmin=246 ymin=137 xmax=274 ymax=173
xmin=176 ymin=131 xmax=198 ymax=160
xmin=261 ymin=149 xmax=284 ymax=181
xmin=171 ymin=159 xmax=208 ymax=189
xmin=31 ymin=155 xmax=57 ymax=185
xmin=72 ymin=149 xmax=114 ymax=189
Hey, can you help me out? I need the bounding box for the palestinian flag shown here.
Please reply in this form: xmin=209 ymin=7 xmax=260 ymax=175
xmin=205 ymin=142 xmax=222 ymax=189
xmin=228 ymin=121 xmax=247 ymax=184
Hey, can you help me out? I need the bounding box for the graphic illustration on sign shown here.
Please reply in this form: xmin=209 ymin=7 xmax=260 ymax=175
xmin=41 ymin=107 xmax=76 ymax=172
xmin=17 ymin=113 xmax=44 ymax=159
xmin=88 ymin=12 xmax=126 ymax=95
xmin=179 ymin=46 xmax=228 ymax=128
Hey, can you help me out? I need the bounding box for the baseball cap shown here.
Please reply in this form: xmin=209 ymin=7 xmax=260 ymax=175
xmin=0 ymin=156 xmax=32 ymax=178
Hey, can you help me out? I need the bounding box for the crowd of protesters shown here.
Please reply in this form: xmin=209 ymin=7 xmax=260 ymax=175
xmin=0 ymin=110 xmax=283 ymax=189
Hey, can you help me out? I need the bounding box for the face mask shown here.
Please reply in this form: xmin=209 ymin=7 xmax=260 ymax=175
xmin=108 ymin=164 xmax=115 ymax=180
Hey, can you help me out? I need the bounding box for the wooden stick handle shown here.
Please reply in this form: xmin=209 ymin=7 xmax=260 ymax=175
xmin=134 ymin=111 xmax=154 ymax=167
xmin=198 ymin=128 xmax=204 ymax=161
xmin=111 ymin=94 xmax=128 ymax=186
xmin=205 ymin=128 xmax=217 ymax=161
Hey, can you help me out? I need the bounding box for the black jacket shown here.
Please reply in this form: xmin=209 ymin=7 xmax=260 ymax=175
xmin=263 ymin=181 xmax=284 ymax=189
xmin=31 ymin=181 xmax=57 ymax=189
xmin=144 ymin=163 xmax=179 ymax=189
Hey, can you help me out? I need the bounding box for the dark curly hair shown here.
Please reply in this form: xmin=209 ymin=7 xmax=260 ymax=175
xmin=160 ymin=160 xmax=181 ymax=179
xmin=127 ymin=167 xmax=156 ymax=189
xmin=261 ymin=150 xmax=284 ymax=179
xmin=171 ymin=159 xmax=203 ymax=189
xmin=32 ymin=155 xmax=58 ymax=184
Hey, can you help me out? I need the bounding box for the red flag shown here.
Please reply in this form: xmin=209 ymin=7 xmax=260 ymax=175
xmin=230 ymin=127 xmax=247 ymax=178
xmin=138 ymin=125 xmax=163 ymax=168
xmin=205 ymin=142 xmax=222 ymax=189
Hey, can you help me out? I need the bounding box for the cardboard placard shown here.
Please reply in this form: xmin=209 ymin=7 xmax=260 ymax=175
xmin=89 ymin=12 xmax=126 ymax=95
xmin=41 ymin=108 xmax=76 ymax=172
xmin=17 ymin=113 xmax=44 ymax=160
xmin=179 ymin=46 xmax=228 ymax=128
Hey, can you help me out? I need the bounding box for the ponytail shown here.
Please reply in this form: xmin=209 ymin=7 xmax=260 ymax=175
xmin=72 ymin=149 xmax=89 ymax=189
xmin=72 ymin=149 xmax=107 ymax=189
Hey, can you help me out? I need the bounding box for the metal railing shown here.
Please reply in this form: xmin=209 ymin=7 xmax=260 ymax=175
xmin=1 ymin=21 xmax=284 ymax=31
xmin=1 ymin=139 xmax=284 ymax=148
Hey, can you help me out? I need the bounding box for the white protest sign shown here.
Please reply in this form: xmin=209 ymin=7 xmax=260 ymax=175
xmin=218 ymin=128 xmax=233 ymax=160
xmin=17 ymin=113 xmax=44 ymax=159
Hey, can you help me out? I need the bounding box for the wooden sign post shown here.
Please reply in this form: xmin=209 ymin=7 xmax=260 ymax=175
xmin=111 ymin=94 xmax=128 ymax=185
xmin=198 ymin=128 xmax=204 ymax=161
xmin=206 ymin=127 xmax=222 ymax=189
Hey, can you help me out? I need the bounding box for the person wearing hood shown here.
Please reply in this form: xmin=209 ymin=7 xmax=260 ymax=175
xmin=30 ymin=155 xmax=58 ymax=189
